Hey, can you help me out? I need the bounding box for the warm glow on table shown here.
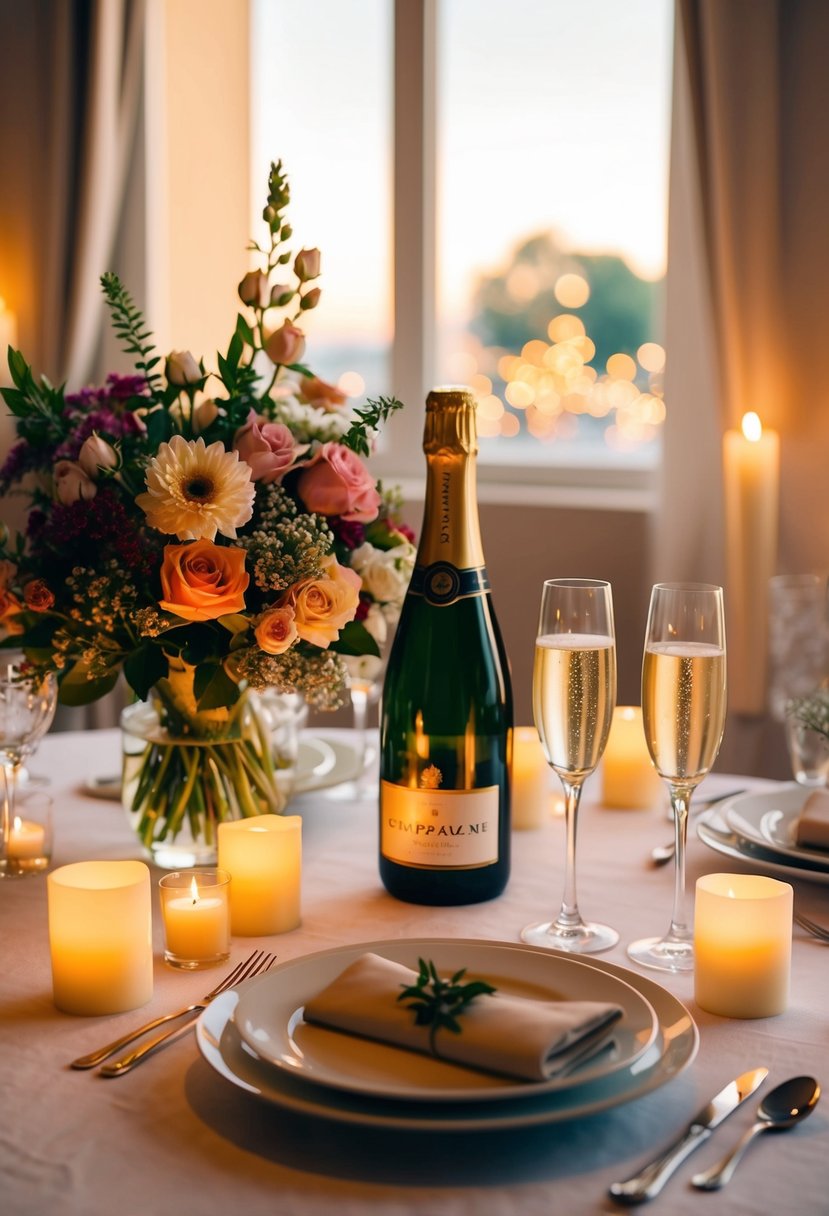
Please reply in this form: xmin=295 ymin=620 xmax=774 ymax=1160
xmin=694 ymin=872 xmax=792 ymax=1018
xmin=159 ymin=869 xmax=230 ymax=968
xmin=218 ymin=814 xmax=301 ymax=935
xmin=47 ymin=860 xmax=153 ymax=1015
xmin=511 ymin=727 xmax=550 ymax=829
xmin=601 ymin=707 xmax=663 ymax=809
xmin=723 ymin=411 xmax=779 ymax=714
xmin=6 ymin=816 xmax=45 ymax=859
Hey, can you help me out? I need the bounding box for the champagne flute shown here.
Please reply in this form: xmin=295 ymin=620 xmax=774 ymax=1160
xmin=628 ymin=582 xmax=726 ymax=972
xmin=0 ymin=660 xmax=58 ymax=869
xmin=522 ymin=578 xmax=618 ymax=953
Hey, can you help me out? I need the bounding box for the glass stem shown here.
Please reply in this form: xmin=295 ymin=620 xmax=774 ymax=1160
xmin=351 ymin=686 xmax=369 ymax=764
xmin=1 ymin=761 xmax=18 ymax=854
xmin=557 ymin=777 xmax=584 ymax=927
xmin=668 ymin=784 xmax=693 ymax=942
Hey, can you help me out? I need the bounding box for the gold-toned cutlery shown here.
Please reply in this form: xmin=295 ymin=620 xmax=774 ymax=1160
xmin=70 ymin=950 xmax=275 ymax=1071
xmin=793 ymin=911 xmax=829 ymax=942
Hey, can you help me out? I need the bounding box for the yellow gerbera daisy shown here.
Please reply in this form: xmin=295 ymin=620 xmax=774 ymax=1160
xmin=137 ymin=435 xmax=255 ymax=541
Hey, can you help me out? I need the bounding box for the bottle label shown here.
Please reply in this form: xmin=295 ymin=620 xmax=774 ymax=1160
xmin=380 ymin=781 xmax=499 ymax=868
xmin=408 ymin=562 xmax=491 ymax=607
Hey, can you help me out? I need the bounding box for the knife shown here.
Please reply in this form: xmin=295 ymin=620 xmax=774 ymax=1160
xmin=608 ymin=1066 xmax=768 ymax=1205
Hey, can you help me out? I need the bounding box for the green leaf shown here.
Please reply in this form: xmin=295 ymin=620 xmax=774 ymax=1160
xmin=216 ymin=613 xmax=250 ymax=635
xmin=124 ymin=644 xmax=168 ymax=701
xmin=235 ymin=313 xmax=255 ymax=346
xmin=333 ymin=620 xmax=381 ymax=658
xmin=341 ymin=395 xmax=405 ymax=456
xmin=59 ymin=661 xmax=119 ymax=706
xmin=195 ymin=664 xmax=241 ymax=711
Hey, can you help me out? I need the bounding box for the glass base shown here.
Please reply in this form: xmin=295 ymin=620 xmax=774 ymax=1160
xmin=163 ymin=950 xmax=230 ymax=970
xmin=521 ymin=919 xmax=619 ymax=954
xmin=151 ymin=839 xmax=217 ymax=870
xmin=627 ymin=935 xmax=694 ymax=972
xmin=0 ymin=855 xmax=50 ymax=878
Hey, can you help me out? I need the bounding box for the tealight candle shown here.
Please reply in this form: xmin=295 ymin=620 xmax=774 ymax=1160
xmin=218 ymin=814 xmax=301 ymax=936
xmin=0 ymin=793 xmax=53 ymax=877
xmin=159 ymin=868 xmax=231 ymax=969
xmin=511 ymin=727 xmax=551 ymax=829
xmin=7 ymin=815 xmax=45 ymax=858
xmin=694 ymin=873 xmax=792 ymax=1018
xmin=47 ymin=860 xmax=153 ymax=1015
xmin=602 ymin=707 xmax=663 ymax=809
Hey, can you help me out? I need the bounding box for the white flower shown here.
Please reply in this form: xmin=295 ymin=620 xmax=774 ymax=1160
xmin=350 ymin=541 xmax=416 ymax=607
xmin=136 ymin=435 xmax=255 ymax=541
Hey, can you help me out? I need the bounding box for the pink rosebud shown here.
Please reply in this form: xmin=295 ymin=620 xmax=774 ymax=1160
xmin=294 ymin=247 xmax=321 ymax=282
xmin=263 ymin=321 xmax=306 ymax=367
xmin=78 ymin=433 xmax=118 ymax=478
xmin=166 ymin=350 xmax=202 ymax=386
xmin=238 ymin=270 xmax=270 ymax=309
xmin=54 ymin=460 xmax=97 ymax=504
xmin=300 ymin=287 xmax=322 ymax=311
xmin=296 ymin=443 xmax=381 ymax=523
xmin=233 ymin=410 xmax=309 ymax=483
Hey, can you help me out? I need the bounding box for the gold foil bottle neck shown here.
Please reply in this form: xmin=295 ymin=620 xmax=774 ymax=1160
xmin=424 ymin=386 xmax=477 ymax=456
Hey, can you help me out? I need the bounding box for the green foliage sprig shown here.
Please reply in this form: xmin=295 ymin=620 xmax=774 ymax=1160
xmin=100 ymin=272 xmax=164 ymax=395
xmin=397 ymin=958 xmax=497 ymax=1055
xmin=342 ymin=395 xmax=404 ymax=457
xmin=785 ymin=690 xmax=829 ymax=739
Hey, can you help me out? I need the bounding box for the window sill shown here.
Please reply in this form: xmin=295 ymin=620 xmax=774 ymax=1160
xmin=390 ymin=476 xmax=657 ymax=513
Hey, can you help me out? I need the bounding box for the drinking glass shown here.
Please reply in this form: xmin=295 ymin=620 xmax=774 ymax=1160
xmin=0 ymin=661 xmax=58 ymax=870
xmin=628 ymin=583 xmax=727 ymax=972
xmin=522 ymin=578 xmax=618 ymax=953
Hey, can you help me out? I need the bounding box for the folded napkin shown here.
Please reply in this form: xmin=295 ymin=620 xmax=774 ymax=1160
xmin=302 ymin=953 xmax=623 ymax=1082
xmin=796 ymin=790 xmax=829 ymax=851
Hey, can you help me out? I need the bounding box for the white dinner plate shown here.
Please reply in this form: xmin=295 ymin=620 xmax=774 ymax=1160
xmin=195 ymin=943 xmax=698 ymax=1133
xmin=232 ymin=939 xmax=658 ymax=1103
xmin=725 ymin=785 xmax=829 ymax=870
xmin=697 ymin=810 xmax=829 ymax=885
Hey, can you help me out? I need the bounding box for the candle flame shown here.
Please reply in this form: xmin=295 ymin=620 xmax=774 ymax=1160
xmin=190 ymin=875 xmax=200 ymax=904
xmin=12 ymin=815 xmax=21 ymax=832
xmin=620 ymin=707 xmax=637 ymax=721
xmin=741 ymin=411 xmax=763 ymax=442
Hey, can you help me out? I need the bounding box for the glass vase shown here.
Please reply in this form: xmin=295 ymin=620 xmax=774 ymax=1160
xmin=121 ymin=667 xmax=300 ymax=869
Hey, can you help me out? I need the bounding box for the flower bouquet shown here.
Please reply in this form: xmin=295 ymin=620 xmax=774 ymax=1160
xmin=0 ymin=160 xmax=414 ymax=863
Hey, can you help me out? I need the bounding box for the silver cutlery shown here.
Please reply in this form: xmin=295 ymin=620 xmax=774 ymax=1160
xmin=608 ymin=1066 xmax=768 ymax=1204
xmin=650 ymin=789 xmax=747 ymax=866
xmin=793 ymin=911 xmax=829 ymax=942
xmin=691 ymin=1076 xmax=820 ymax=1190
xmin=71 ymin=950 xmax=275 ymax=1071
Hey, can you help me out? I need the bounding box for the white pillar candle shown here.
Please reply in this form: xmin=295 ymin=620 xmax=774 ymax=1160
xmin=218 ymin=814 xmax=301 ymax=935
xmin=723 ymin=412 xmax=779 ymax=714
xmin=601 ymin=707 xmax=663 ymax=809
xmin=694 ymin=873 xmax=792 ymax=1018
xmin=47 ymin=861 xmax=153 ymax=1015
xmin=159 ymin=869 xmax=230 ymax=968
xmin=511 ymin=727 xmax=550 ymax=829
xmin=7 ymin=815 xmax=45 ymax=858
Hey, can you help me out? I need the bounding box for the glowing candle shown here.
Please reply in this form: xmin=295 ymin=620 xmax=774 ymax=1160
xmin=6 ymin=815 xmax=45 ymax=858
xmin=159 ymin=869 xmax=230 ymax=968
xmin=694 ymin=873 xmax=792 ymax=1018
xmin=511 ymin=727 xmax=551 ymax=829
xmin=217 ymin=814 xmax=301 ymax=935
xmin=723 ymin=412 xmax=779 ymax=713
xmin=0 ymin=297 xmax=17 ymax=385
xmin=47 ymin=861 xmax=153 ymax=1015
xmin=601 ymin=707 xmax=663 ymax=809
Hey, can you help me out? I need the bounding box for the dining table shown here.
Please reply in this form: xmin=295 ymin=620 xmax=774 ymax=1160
xmin=2 ymin=726 xmax=827 ymax=1216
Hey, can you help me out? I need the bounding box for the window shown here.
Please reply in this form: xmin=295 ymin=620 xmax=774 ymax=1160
xmin=251 ymin=0 xmax=672 ymax=488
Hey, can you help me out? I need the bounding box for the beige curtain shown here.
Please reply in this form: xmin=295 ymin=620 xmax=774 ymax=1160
xmin=658 ymin=1 xmax=829 ymax=732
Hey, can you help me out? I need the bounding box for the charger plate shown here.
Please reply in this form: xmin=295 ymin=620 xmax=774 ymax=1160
xmin=196 ymin=941 xmax=697 ymax=1133
xmin=232 ymin=939 xmax=658 ymax=1103
xmin=697 ymin=810 xmax=829 ymax=886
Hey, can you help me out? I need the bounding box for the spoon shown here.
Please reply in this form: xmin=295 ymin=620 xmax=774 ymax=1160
xmin=691 ymin=1075 xmax=820 ymax=1190
xmin=650 ymin=789 xmax=746 ymax=866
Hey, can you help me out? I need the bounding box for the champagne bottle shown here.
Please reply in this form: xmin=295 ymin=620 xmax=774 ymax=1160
xmin=379 ymin=387 xmax=513 ymax=905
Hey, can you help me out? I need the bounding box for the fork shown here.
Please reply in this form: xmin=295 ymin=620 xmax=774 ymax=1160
xmin=71 ymin=950 xmax=275 ymax=1071
xmin=794 ymin=912 xmax=829 ymax=942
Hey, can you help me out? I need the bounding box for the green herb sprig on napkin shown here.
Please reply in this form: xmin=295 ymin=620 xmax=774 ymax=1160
xmin=397 ymin=958 xmax=497 ymax=1056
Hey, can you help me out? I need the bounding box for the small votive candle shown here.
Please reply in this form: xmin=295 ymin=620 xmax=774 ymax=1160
xmin=694 ymin=873 xmax=793 ymax=1018
xmin=218 ymin=814 xmax=301 ymax=936
xmin=159 ymin=868 xmax=231 ymax=969
xmin=0 ymin=792 xmax=53 ymax=876
xmin=602 ymin=707 xmax=663 ymax=809
xmin=511 ymin=727 xmax=551 ymax=829
xmin=47 ymin=860 xmax=153 ymax=1015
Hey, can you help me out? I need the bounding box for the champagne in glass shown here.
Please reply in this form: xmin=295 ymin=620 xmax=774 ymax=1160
xmin=628 ymin=583 xmax=727 ymax=972
xmin=522 ymin=579 xmax=618 ymax=953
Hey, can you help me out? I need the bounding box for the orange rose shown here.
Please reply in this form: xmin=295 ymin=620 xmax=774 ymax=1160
xmin=282 ymin=556 xmax=361 ymax=649
xmin=159 ymin=540 xmax=249 ymax=622
xmin=255 ymin=606 xmax=298 ymax=655
xmin=0 ymin=588 xmax=24 ymax=636
xmin=23 ymin=580 xmax=55 ymax=612
xmin=298 ymin=375 xmax=347 ymax=412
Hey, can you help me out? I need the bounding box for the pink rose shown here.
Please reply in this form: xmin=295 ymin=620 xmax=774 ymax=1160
xmin=294 ymin=248 xmax=321 ymax=281
xmin=296 ymin=443 xmax=381 ymax=523
xmin=54 ymin=460 xmax=97 ymax=504
xmin=78 ymin=433 xmax=118 ymax=478
xmin=263 ymin=322 xmax=306 ymax=366
xmin=233 ymin=410 xmax=309 ymax=482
